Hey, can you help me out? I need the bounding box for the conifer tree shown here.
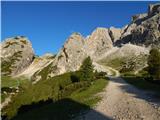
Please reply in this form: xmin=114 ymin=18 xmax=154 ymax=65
xmin=147 ymin=48 xmax=160 ymax=80
xmin=80 ymin=56 xmax=94 ymax=81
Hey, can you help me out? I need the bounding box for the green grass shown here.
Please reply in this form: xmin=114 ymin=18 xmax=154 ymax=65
xmin=9 ymin=78 xmax=108 ymax=120
xmin=122 ymin=75 xmax=160 ymax=95
xmin=2 ymin=74 xmax=108 ymax=120
xmin=1 ymin=76 xmax=19 ymax=88
xmin=1 ymin=76 xmax=29 ymax=103
xmin=2 ymin=51 xmax=22 ymax=75
xmin=1 ymin=93 xmax=9 ymax=103
xmin=1 ymin=72 xmax=79 ymax=119
xmin=70 ymin=78 xmax=108 ymax=107
xmin=1 ymin=76 xmax=28 ymax=88
xmin=99 ymin=57 xmax=124 ymax=70
xmin=2 ymin=58 xmax=108 ymax=120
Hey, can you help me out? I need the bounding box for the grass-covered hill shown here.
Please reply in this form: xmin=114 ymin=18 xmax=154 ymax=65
xmin=1 ymin=57 xmax=108 ymax=120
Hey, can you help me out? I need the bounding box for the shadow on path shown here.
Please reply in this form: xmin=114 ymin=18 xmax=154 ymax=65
xmin=3 ymin=98 xmax=112 ymax=120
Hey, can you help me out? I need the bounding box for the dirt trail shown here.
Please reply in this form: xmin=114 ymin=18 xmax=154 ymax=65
xmin=79 ymin=64 xmax=160 ymax=120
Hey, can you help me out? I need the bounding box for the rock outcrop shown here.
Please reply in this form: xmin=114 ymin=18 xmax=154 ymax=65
xmin=1 ymin=36 xmax=34 ymax=76
xmin=108 ymin=27 xmax=122 ymax=42
xmin=31 ymin=33 xmax=87 ymax=82
xmin=131 ymin=13 xmax=147 ymax=22
xmin=148 ymin=3 xmax=160 ymax=15
xmin=55 ymin=32 xmax=87 ymax=73
xmin=85 ymin=27 xmax=113 ymax=59
xmin=116 ymin=3 xmax=160 ymax=47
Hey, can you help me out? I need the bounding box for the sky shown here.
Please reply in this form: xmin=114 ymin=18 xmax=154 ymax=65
xmin=1 ymin=1 xmax=158 ymax=55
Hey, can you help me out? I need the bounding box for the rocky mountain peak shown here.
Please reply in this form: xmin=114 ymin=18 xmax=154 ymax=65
xmin=116 ymin=3 xmax=160 ymax=47
xmin=148 ymin=3 xmax=160 ymax=16
xmin=53 ymin=32 xmax=86 ymax=74
xmin=1 ymin=36 xmax=34 ymax=76
xmin=85 ymin=27 xmax=113 ymax=59
xmin=64 ymin=32 xmax=85 ymax=47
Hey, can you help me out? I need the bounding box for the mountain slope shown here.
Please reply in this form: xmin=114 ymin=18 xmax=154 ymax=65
xmin=1 ymin=3 xmax=160 ymax=80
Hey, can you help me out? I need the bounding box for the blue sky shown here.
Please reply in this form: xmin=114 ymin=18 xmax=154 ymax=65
xmin=1 ymin=1 xmax=157 ymax=55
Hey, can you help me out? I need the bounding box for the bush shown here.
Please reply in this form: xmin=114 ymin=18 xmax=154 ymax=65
xmin=147 ymin=48 xmax=160 ymax=80
xmin=94 ymin=71 xmax=107 ymax=79
xmin=70 ymin=72 xmax=81 ymax=83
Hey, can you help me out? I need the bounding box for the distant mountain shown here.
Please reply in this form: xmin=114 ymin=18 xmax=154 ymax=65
xmin=1 ymin=3 xmax=160 ymax=81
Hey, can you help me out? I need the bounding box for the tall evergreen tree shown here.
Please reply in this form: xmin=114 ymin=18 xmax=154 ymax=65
xmin=147 ymin=48 xmax=160 ymax=80
xmin=80 ymin=56 xmax=94 ymax=81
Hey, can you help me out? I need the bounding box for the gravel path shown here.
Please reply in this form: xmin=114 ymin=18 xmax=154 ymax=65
xmin=78 ymin=64 xmax=160 ymax=120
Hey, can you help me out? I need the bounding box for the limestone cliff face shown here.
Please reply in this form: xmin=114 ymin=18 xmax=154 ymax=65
xmin=116 ymin=3 xmax=160 ymax=47
xmin=1 ymin=36 xmax=34 ymax=76
xmin=108 ymin=27 xmax=122 ymax=43
xmin=55 ymin=33 xmax=87 ymax=73
xmin=85 ymin=27 xmax=113 ymax=59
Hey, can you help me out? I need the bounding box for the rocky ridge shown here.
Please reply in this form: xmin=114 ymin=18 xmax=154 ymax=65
xmin=1 ymin=3 xmax=160 ymax=80
xmin=116 ymin=3 xmax=160 ymax=47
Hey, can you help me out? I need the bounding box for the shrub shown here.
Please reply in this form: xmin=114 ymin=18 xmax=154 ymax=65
xmin=147 ymin=48 xmax=160 ymax=80
xmin=94 ymin=71 xmax=107 ymax=79
xmin=70 ymin=73 xmax=80 ymax=83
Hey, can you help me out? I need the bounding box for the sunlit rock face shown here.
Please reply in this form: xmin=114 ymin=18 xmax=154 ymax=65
xmin=85 ymin=27 xmax=114 ymax=59
xmin=1 ymin=36 xmax=34 ymax=76
xmin=116 ymin=3 xmax=160 ymax=47
xmin=108 ymin=27 xmax=122 ymax=43
xmin=55 ymin=32 xmax=87 ymax=73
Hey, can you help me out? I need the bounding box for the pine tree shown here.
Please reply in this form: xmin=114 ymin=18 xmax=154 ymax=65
xmin=79 ymin=56 xmax=94 ymax=81
xmin=147 ymin=48 xmax=160 ymax=80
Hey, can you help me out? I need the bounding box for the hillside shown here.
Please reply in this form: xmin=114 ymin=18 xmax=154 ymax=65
xmin=1 ymin=3 xmax=160 ymax=120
